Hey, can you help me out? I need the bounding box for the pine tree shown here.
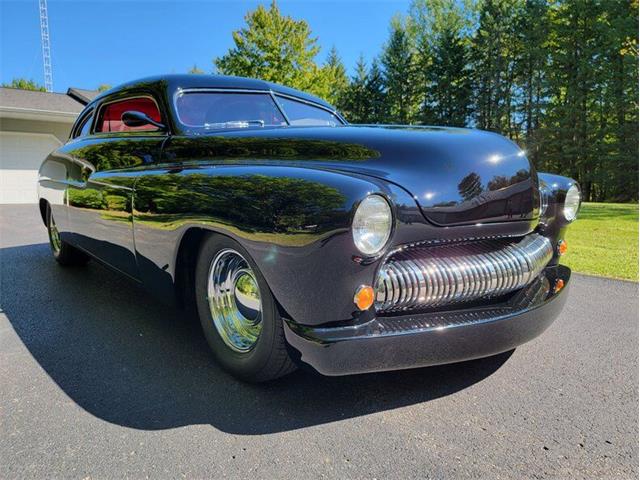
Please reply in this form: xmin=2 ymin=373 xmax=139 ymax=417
xmin=413 ymin=30 xmax=434 ymax=124
xmin=471 ymin=0 xmax=523 ymax=136
xmin=365 ymin=59 xmax=387 ymax=123
xmin=513 ymin=0 xmax=549 ymax=168
xmin=428 ymin=27 xmax=471 ymax=126
xmin=600 ymin=0 xmax=638 ymax=201
xmin=410 ymin=0 xmax=474 ymax=126
xmin=542 ymin=0 xmax=608 ymax=200
xmin=381 ymin=16 xmax=417 ymax=124
xmin=340 ymin=55 xmax=369 ymax=123
xmin=321 ymin=46 xmax=349 ymax=107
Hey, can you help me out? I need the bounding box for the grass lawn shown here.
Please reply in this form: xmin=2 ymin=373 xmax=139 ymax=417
xmin=562 ymin=202 xmax=638 ymax=281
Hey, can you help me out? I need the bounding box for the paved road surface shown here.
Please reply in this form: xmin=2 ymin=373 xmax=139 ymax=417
xmin=1 ymin=205 xmax=637 ymax=479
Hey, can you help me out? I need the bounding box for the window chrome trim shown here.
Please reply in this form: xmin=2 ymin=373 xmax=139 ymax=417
xmin=173 ymin=87 xmax=346 ymax=130
xmin=270 ymin=93 xmax=291 ymax=125
xmin=272 ymin=91 xmax=347 ymax=125
xmin=174 ymin=88 xmax=289 ymax=128
xmin=93 ymin=94 xmax=164 ymax=135
xmin=71 ymin=108 xmax=94 ymax=139
xmin=272 ymin=92 xmax=344 ymax=122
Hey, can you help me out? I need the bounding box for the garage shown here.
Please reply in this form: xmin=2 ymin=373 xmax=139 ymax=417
xmin=0 ymin=132 xmax=61 ymax=204
xmin=0 ymin=87 xmax=97 ymax=204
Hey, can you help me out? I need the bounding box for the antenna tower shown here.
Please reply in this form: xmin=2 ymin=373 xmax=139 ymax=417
xmin=39 ymin=0 xmax=53 ymax=92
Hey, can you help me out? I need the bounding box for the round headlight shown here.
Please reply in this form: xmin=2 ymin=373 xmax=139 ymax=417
xmin=352 ymin=195 xmax=392 ymax=255
xmin=563 ymin=184 xmax=581 ymax=222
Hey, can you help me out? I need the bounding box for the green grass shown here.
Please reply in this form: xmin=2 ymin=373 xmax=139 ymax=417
xmin=562 ymin=202 xmax=638 ymax=281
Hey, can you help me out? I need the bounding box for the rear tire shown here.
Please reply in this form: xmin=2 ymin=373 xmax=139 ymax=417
xmin=195 ymin=234 xmax=296 ymax=382
xmin=46 ymin=206 xmax=90 ymax=267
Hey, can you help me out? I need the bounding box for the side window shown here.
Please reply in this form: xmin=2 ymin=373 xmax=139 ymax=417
xmin=73 ymin=110 xmax=93 ymax=138
xmin=276 ymin=96 xmax=341 ymax=126
xmin=175 ymin=92 xmax=287 ymax=128
xmin=96 ymin=97 xmax=162 ymax=133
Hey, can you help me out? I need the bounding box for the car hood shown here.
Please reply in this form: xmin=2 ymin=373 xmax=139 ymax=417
xmin=197 ymin=125 xmax=539 ymax=226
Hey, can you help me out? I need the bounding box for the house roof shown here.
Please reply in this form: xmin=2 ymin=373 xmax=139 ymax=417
xmin=0 ymin=87 xmax=85 ymax=114
xmin=0 ymin=87 xmax=97 ymax=123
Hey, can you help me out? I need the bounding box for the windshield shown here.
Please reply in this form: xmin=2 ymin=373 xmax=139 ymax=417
xmin=175 ymin=91 xmax=342 ymax=130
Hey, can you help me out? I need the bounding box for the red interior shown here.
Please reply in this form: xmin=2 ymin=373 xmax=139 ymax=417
xmin=98 ymin=98 xmax=162 ymax=132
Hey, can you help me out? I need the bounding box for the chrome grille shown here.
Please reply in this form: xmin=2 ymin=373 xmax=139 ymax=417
xmin=375 ymin=234 xmax=553 ymax=312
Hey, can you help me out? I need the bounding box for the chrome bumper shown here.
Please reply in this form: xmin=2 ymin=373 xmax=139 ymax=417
xmin=375 ymin=233 xmax=553 ymax=312
xmin=284 ymin=265 xmax=570 ymax=376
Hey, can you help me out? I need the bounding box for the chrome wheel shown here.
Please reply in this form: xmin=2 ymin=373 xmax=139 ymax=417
xmin=207 ymin=248 xmax=263 ymax=353
xmin=48 ymin=212 xmax=62 ymax=254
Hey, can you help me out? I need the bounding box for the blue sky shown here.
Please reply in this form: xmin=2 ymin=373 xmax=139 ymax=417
xmin=0 ymin=0 xmax=411 ymax=93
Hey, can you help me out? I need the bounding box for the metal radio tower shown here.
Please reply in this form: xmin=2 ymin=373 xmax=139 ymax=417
xmin=39 ymin=0 xmax=53 ymax=92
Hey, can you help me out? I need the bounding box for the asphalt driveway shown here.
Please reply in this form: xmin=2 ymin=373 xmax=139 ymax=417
xmin=1 ymin=205 xmax=637 ymax=479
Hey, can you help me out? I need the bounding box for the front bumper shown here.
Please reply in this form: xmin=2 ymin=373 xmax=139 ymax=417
xmin=284 ymin=265 xmax=570 ymax=376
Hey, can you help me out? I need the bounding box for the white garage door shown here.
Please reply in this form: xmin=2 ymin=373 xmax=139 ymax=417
xmin=0 ymin=132 xmax=61 ymax=204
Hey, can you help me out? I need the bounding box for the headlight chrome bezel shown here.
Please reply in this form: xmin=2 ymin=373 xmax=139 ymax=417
xmin=352 ymin=194 xmax=393 ymax=256
xmin=538 ymin=184 xmax=551 ymax=218
xmin=563 ymin=183 xmax=581 ymax=222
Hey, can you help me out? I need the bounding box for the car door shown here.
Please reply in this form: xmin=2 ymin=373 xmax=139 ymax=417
xmin=64 ymin=94 xmax=168 ymax=280
xmin=39 ymin=108 xmax=95 ymax=241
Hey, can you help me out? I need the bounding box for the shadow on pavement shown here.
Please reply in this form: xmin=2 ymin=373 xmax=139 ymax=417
xmin=1 ymin=242 xmax=512 ymax=435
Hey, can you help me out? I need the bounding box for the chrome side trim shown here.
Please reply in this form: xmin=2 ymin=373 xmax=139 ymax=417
xmin=375 ymin=234 xmax=553 ymax=312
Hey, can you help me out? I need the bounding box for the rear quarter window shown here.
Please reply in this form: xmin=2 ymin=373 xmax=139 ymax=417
xmin=96 ymin=97 xmax=162 ymax=133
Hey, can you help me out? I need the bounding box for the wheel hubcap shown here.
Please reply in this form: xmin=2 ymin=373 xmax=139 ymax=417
xmin=207 ymin=249 xmax=263 ymax=352
xmin=49 ymin=213 xmax=62 ymax=254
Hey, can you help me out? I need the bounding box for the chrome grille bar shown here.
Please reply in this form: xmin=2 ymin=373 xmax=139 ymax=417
xmin=375 ymin=234 xmax=553 ymax=312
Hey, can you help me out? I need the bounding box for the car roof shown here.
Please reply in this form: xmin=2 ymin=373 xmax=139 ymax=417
xmin=92 ymin=74 xmax=336 ymax=110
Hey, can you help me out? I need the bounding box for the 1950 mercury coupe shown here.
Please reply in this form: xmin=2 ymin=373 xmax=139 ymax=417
xmin=38 ymin=75 xmax=580 ymax=381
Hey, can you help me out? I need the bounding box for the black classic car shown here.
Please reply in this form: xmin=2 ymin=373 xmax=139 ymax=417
xmin=38 ymin=74 xmax=580 ymax=381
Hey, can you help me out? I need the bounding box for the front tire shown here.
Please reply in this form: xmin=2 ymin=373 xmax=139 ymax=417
xmin=46 ymin=206 xmax=90 ymax=267
xmin=195 ymin=234 xmax=296 ymax=382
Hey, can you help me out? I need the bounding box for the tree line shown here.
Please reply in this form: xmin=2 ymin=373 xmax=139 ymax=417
xmin=2 ymin=78 xmax=112 ymax=92
xmin=5 ymin=1 xmax=636 ymax=201
xmin=208 ymin=0 xmax=638 ymax=202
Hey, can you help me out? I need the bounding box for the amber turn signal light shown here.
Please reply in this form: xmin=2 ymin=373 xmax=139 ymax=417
xmin=354 ymin=285 xmax=375 ymax=311
xmin=557 ymin=239 xmax=568 ymax=256
xmin=554 ymin=279 xmax=565 ymax=293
